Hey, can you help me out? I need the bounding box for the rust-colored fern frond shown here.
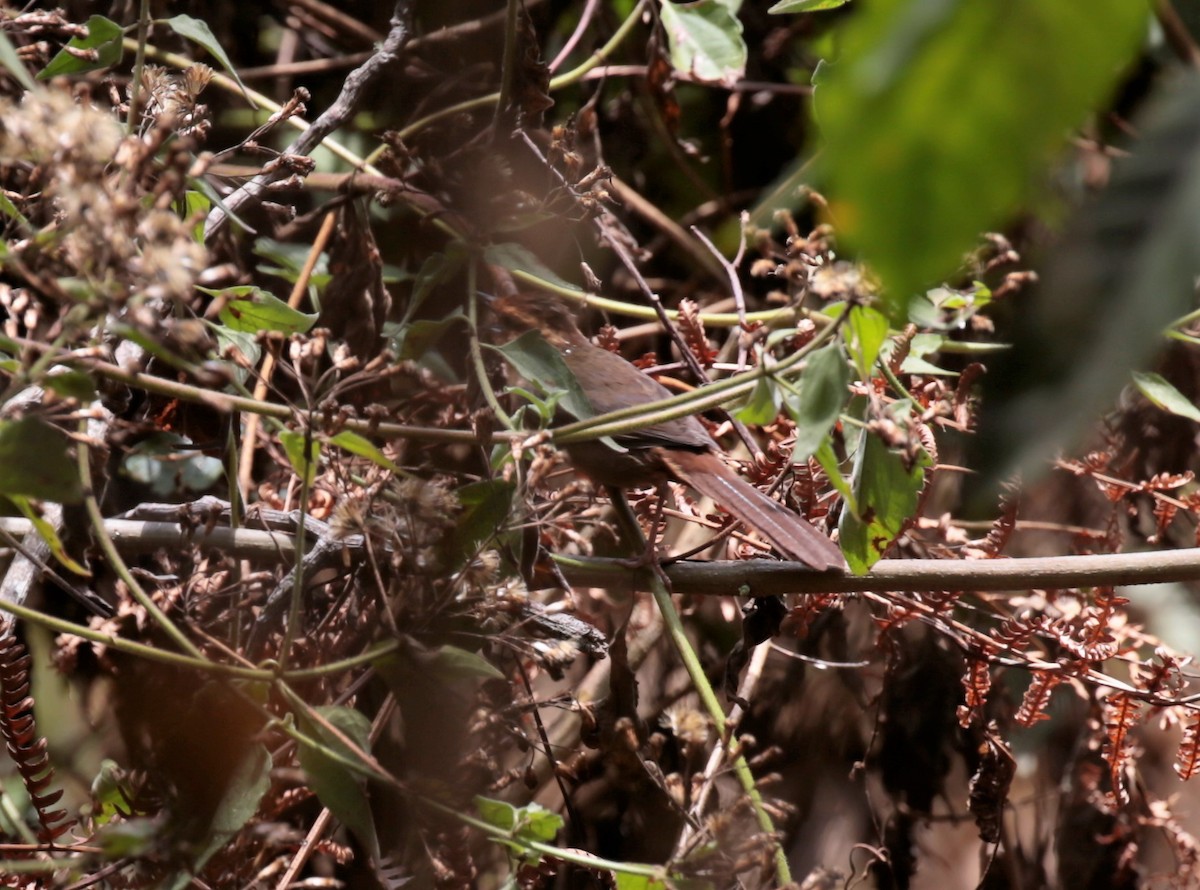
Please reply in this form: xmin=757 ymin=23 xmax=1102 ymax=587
xmin=957 ymin=650 xmax=994 ymax=729
xmin=677 ymin=298 xmax=718 ymax=368
xmin=979 ymin=487 xmax=1019 ymax=557
xmin=1015 ymin=670 xmax=1063 ymax=727
xmin=1101 ymin=691 xmax=1143 ymax=806
xmin=0 ymin=624 xmax=73 ymax=844
xmin=1175 ymin=711 xmax=1200 ymax=781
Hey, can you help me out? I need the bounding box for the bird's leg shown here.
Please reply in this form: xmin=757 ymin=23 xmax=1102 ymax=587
xmin=605 ymin=484 xmax=676 ymax=596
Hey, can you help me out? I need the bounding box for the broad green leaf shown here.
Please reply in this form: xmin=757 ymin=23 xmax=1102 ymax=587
xmin=491 ymin=330 xmax=597 ymax=423
xmin=485 ymin=243 xmax=585 ymax=295
xmin=839 ymin=401 xmax=930 ymax=573
xmin=734 ymin=374 xmax=779 ymax=425
xmin=413 ymin=644 xmax=505 ymax=682
xmin=769 ymin=0 xmax=849 ymax=12
xmin=816 ymin=0 xmax=1147 ymax=315
xmin=658 ymin=0 xmax=747 ymax=87
xmin=38 ymin=15 xmax=123 ymax=79
xmin=279 ymin=431 xmax=320 ymax=488
xmin=10 ymin=495 xmax=89 ymax=576
xmin=784 ymin=342 xmax=850 ymax=459
xmin=159 ymin=15 xmax=251 ymax=101
xmin=328 ymin=430 xmax=401 ymax=473
xmin=0 ymin=30 xmax=37 ymax=92
xmin=209 ymin=286 xmax=316 ymax=334
xmin=390 ymin=314 xmax=463 ymax=361
xmin=474 ymin=795 xmax=563 ymax=862
xmin=297 ymin=706 xmax=380 ymax=860
xmin=1133 ymin=372 xmax=1200 ymax=423
xmin=208 ymin=322 xmax=259 ymax=385
xmin=0 ymin=417 xmax=81 ymax=502
xmin=844 ymin=304 xmax=889 ymax=380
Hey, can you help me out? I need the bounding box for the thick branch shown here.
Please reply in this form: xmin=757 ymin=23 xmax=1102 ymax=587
xmin=558 ymin=548 xmax=1200 ymax=596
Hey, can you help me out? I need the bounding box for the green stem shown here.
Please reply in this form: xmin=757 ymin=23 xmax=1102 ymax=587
xmin=77 ymin=420 xmax=205 ymax=659
xmin=391 ymin=0 xmax=649 ymax=144
xmin=126 ymin=0 xmax=152 ymax=135
xmin=647 ymin=575 xmax=792 ymax=883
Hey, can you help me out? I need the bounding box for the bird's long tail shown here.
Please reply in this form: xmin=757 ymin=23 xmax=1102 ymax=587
xmin=660 ymin=449 xmax=844 ymax=571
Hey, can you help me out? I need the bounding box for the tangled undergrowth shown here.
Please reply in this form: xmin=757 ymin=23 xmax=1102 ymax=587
xmin=1 ymin=3 xmax=1200 ymax=889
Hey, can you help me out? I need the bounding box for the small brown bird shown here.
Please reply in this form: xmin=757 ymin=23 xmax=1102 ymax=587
xmin=491 ymin=291 xmax=844 ymax=572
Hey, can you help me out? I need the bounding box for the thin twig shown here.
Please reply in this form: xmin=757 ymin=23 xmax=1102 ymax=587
xmin=204 ymin=2 xmax=413 ymax=238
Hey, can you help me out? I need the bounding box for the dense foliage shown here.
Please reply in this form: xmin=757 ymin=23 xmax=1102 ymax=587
xmin=2 ymin=1 xmax=1200 ymax=888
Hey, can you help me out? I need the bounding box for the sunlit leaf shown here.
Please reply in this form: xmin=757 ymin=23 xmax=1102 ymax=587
xmin=9 ymin=495 xmax=89 ymax=576
xmin=658 ymin=0 xmax=747 ymax=87
xmin=784 ymin=342 xmax=850 ymax=459
xmin=734 ymin=374 xmax=779 ymax=425
xmin=328 ymin=430 xmax=401 ymax=473
xmin=844 ymin=305 xmax=889 ymax=380
xmin=769 ymin=0 xmax=849 ymax=12
xmin=1133 ymin=372 xmax=1200 ymax=423
xmin=279 ymin=430 xmax=320 ymax=488
xmin=0 ymin=29 xmax=37 ymax=92
xmin=160 ymin=14 xmax=251 ymax=101
xmin=839 ymin=401 xmax=930 ymax=572
xmin=39 ymin=15 xmax=123 ymax=79
xmin=816 ymin=0 xmax=1147 ymax=314
xmin=208 ymin=286 xmax=316 ymax=334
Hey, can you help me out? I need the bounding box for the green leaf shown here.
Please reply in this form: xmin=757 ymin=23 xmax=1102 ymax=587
xmin=297 ymin=706 xmax=380 ymax=860
xmin=734 ymin=373 xmax=779 ymax=425
xmin=186 ymin=744 xmax=271 ymax=877
xmin=484 ymin=243 xmax=585 ymax=295
xmin=1133 ymin=372 xmax=1200 ymax=423
xmin=390 ymin=313 xmax=464 ymax=361
xmin=279 ymin=431 xmax=320 ymax=488
xmin=0 ymin=190 xmax=30 ymax=233
xmin=816 ymin=0 xmax=1147 ymax=315
xmin=658 ymin=0 xmax=747 ymax=87
xmin=38 ymin=15 xmax=124 ymax=79
xmin=838 ymin=402 xmax=930 ymax=573
xmin=208 ymin=322 xmax=260 ymax=385
xmin=412 ymin=644 xmax=505 ymax=683
xmin=9 ymin=495 xmax=89 ymax=576
xmin=0 ymin=29 xmax=37 ymax=93
xmin=159 ymin=15 xmax=251 ymax=101
xmin=208 ymin=286 xmax=317 ymax=334
xmin=769 ymin=0 xmax=849 ymax=12
xmin=0 ymin=417 xmax=81 ymax=502
xmin=784 ymin=342 xmax=850 ymax=459
xmin=474 ymin=795 xmax=563 ymax=862
xmin=844 ymin=305 xmax=889 ymax=380
xmin=615 ymin=876 xmax=670 ymax=890
xmin=328 ymin=430 xmax=401 ymax=473
xmin=490 ymin=330 xmax=597 ymax=423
